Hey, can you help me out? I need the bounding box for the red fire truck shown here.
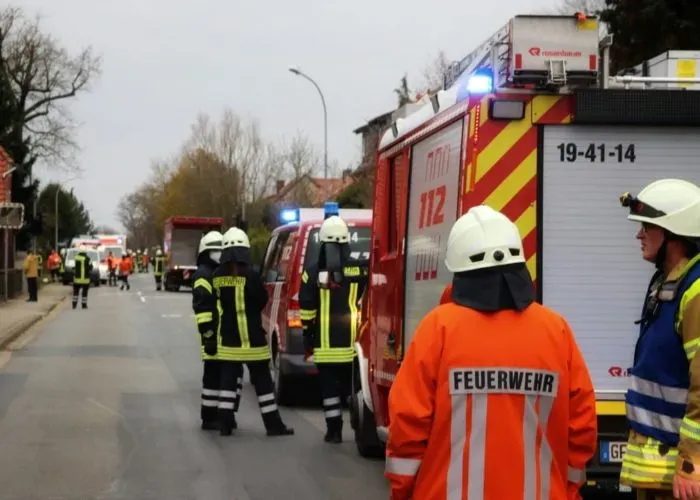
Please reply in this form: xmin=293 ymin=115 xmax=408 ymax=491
xmin=350 ymin=13 xmax=700 ymax=493
xmin=163 ymin=216 xmax=224 ymax=291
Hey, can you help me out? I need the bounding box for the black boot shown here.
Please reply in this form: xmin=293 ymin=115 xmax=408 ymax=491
xmin=323 ymin=419 xmax=342 ymax=443
xmin=201 ymin=420 xmax=218 ymax=431
xmin=82 ymin=304 xmax=87 ymax=310
xmin=218 ymin=412 xmax=237 ymax=436
xmin=267 ymin=425 xmax=294 ymax=437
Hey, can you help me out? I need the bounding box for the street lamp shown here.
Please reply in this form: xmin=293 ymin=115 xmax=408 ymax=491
xmin=54 ymin=177 xmax=79 ymax=250
xmin=288 ymin=65 xmax=329 ymax=200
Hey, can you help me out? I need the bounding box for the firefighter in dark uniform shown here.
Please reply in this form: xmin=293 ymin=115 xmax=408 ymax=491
xmin=212 ymin=227 xmax=294 ymax=437
xmin=299 ymin=215 xmax=368 ymax=443
xmin=192 ymin=230 xmax=226 ymax=430
xmin=154 ymin=249 xmax=165 ymax=291
xmin=72 ymin=246 xmax=93 ymax=309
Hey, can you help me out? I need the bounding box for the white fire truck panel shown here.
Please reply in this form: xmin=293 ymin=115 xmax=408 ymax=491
xmin=510 ymin=15 xmax=599 ymax=75
xmin=403 ymin=118 xmax=465 ymax=351
xmin=541 ymin=125 xmax=700 ymax=397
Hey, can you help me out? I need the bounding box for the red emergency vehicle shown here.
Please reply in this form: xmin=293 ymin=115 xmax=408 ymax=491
xmin=350 ymin=13 xmax=700 ymax=493
xmin=261 ymin=205 xmax=372 ymax=405
xmin=163 ymin=216 xmax=224 ymax=291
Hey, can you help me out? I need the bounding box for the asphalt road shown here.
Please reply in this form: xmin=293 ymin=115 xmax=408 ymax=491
xmin=0 ymin=273 xmax=389 ymax=500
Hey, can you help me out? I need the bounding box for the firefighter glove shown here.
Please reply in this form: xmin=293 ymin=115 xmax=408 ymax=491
xmin=202 ymin=330 xmax=217 ymax=356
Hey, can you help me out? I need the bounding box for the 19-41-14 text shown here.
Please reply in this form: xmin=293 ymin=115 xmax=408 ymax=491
xmin=557 ymin=143 xmax=636 ymax=163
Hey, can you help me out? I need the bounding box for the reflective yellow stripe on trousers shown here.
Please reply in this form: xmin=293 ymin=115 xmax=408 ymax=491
xmin=319 ymin=289 xmax=330 ymax=350
xmin=447 ymin=393 xmax=563 ymax=500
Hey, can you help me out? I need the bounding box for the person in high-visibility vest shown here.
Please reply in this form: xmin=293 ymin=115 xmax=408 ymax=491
xmin=212 ymin=227 xmax=294 ymax=437
xmin=72 ymin=246 xmax=93 ymax=309
xmin=154 ymin=250 xmax=165 ymax=291
xmin=299 ymin=215 xmax=368 ymax=443
xmin=191 ymin=230 xmax=235 ymax=430
xmin=384 ymin=205 xmax=597 ymax=500
xmin=618 ymin=180 xmax=700 ymax=500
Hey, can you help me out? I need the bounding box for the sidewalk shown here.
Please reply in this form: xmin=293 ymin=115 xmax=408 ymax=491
xmin=0 ymin=283 xmax=72 ymax=348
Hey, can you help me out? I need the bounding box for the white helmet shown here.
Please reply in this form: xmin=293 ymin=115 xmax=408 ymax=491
xmin=198 ymin=230 xmax=223 ymax=255
xmin=445 ymin=205 xmax=525 ymax=273
xmin=222 ymin=227 xmax=250 ymax=249
xmin=319 ymin=216 xmax=350 ymax=243
xmin=621 ymin=179 xmax=700 ymax=238
xmin=156 ymin=249 xmax=163 ymax=256
xmin=77 ymin=245 xmax=89 ymax=252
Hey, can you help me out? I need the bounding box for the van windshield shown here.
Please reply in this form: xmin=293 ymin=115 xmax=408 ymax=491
xmin=303 ymin=226 xmax=371 ymax=267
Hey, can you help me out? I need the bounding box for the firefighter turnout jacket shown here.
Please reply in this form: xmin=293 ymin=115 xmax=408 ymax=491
xmin=385 ymin=302 xmax=597 ymax=500
xmin=299 ymin=264 xmax=367 ymax=363
xmin=73 ymin=253 xmax=92 ymax=285
xmin=154 ymin=255 xmax=165 ymax=276
xmin=192 ymin=263 xmax=219 ymax=360
xmin=622 ymin=254 xmax=700 ymax=489
xmin=212 ymin=266 xmax=270 ymax=362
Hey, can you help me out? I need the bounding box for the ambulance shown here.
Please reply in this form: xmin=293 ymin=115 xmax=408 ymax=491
xmin=261 ymin=203 xmax=372 ymax=404
xmin=349 ymin=13 xmax=700 ymax=492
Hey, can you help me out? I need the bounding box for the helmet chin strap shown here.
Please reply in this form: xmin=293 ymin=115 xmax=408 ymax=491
xmin=655 ymin=238 xmax=668 ymax=271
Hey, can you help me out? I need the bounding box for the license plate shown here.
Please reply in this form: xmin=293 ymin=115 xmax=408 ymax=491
xmin=600 ymin=441 xmax=627 ymax=463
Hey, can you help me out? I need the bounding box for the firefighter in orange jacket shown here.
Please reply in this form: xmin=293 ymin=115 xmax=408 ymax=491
xmin=385 ymin=205 xmax=598 ymax=500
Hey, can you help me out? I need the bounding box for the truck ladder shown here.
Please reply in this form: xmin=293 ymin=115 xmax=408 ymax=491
xmin=443 ymin=14 xmax=600 ymax=91
xmin=443 ymin=22 xmax=510 ymax=90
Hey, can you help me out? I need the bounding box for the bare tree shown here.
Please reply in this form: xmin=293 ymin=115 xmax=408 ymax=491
xmin=420 ymin=50 xmax=451 ymax=93
xmin=286 ymin=130 xmax=320 ymax=179
xmin=0 ymin=6 xmax=101 ymax=170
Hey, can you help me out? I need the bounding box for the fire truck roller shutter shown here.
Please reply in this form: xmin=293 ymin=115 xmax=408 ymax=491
xmin=541 ymin=125 xmax=700 ymax=397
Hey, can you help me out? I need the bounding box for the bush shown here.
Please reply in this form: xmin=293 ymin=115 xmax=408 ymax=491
xmin=248 ymin=225 xmax=271 ymax=266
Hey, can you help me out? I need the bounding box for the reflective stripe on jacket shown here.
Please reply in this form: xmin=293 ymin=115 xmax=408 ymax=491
xmin=298 ymin=264 xmax=367 ymax=363
xmin=73 ymin=254 xmax=91 ymax=284
xmin=622 ymin=255 xmax=700 ymax=489
xmin=192 ymin=264 xmax=219 ymax=361
xmin=154 ymin=256 xmax=165 ymax=276
xmin=385 ymin=302 xmax=597 ymax=500
xmin=213 ymin=266 xmax=270 ymax=362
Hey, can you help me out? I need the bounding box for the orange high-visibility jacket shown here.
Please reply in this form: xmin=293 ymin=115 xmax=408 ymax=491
xmin=385 ymin=302 xmax=598 ymax=500
xmin=118 ymin=257 xmax=131 ymax=275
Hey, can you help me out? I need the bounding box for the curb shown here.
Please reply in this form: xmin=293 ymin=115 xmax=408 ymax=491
xmin=0 ymin=294 xmax=68 ymax=350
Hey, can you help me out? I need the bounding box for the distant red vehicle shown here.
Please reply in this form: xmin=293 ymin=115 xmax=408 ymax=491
xmin=163 ymin=216 xmax=224 ymax=292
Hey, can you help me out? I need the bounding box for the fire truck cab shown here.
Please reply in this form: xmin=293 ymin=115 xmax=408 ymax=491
xmin=350 ymin=13 xmax=700 ymax=493
xmin=261 ymin=203 xmax=372 ymax=405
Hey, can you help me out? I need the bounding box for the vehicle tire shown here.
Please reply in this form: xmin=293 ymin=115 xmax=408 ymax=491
xmin=352 ymin=389 xmax=384 ymax=458
xmin=270 ymin=334 xmax=298 ymax=406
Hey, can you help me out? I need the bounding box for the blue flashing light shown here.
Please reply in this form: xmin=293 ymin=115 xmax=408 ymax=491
xmin=324 ymin=201 xmax=339 ymax=219
xmin=279 ymin=208 xmax=299 ymax=224
xmin=466 ymin=73 xmax=493 ymax=94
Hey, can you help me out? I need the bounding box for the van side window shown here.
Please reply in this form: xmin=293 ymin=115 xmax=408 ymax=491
xmin=265 ymin=230 xmax=292 ymax=282
xmin=277 ymin=231 xmax=298 ymax=282
xmin=388 ymin=154 xmax=403 ymax=252
xmin=261 ymin=234 xmax=279 ymax=280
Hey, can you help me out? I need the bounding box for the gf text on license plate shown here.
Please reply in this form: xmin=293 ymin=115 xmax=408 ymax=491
xmin=600 ymin=441 xmax=627 ymax=463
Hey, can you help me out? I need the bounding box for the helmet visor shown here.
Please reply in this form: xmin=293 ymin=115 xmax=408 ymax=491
xmin=620 ymin=192 xmax=666 ymax=219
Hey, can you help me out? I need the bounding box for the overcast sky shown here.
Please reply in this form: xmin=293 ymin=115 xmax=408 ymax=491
xmin=24 ymin=0 xmax=561 ymax=229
